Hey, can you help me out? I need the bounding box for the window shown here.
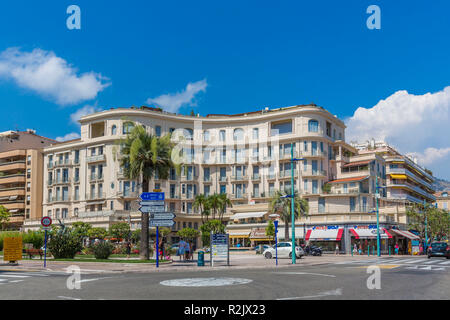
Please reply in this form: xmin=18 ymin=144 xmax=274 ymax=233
xmin=303 ymin=179 xmax=308 ymax=192
xmin=184 ymin=128 xmax=193 ymax=140
xmin=123 ymin=122 xmax=134 ymax=134
xmin=304 ymin=141 xmax=308 ymax=151
xmin=318 ymin=198 xmax=325 ymax=213
xmin=350 ymin=197 xmax=356 ymax=212
xmin=233 ymin=128 xmax=244 ymax=141
xmin=155 ymin=126 xmax=161 ymax=137
xmin=74 ymin=186 xmax=79 ymax=200
xmin=203 ymin=130 xmax=210 ymax=142
xmin=271 ymin=121 xmax=292 ymax=135
xmin=124 ymin=201 xmax=131 ymax=210
xmin=62 ymin=208 xmax=68 ymax=219
xmin=219 ymin=130 xmax=226 ymax=141
xmin=252 ymin=128 xmax=259 ymax=139
xmin=308 ymin=120 xmax=319 ymax=133
xmin=220 ymin=185 xmax=226 ymax=194
xmin=111 ymin=125 xmax=117 ymax=135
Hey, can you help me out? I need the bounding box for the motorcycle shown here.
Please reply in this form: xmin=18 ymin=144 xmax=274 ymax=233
xmin=310 ymin=246 xmax=322 ymax=256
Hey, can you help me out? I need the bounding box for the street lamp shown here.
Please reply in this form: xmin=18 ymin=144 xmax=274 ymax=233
xmin=290 ymin=143 xmax=305 ymax=264
xmin=269 ymin=213 xmax=280 ymax=266
xmin=369 ymin=175 xmax=386 ymax=257
xmin=422 ymin=200 xmax=437 ymax=254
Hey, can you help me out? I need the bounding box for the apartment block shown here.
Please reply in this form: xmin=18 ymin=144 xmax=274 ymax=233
xmin=0 ymin=130 xmax=55 ymax=229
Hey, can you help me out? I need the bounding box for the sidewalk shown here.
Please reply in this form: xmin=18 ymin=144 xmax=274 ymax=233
xmin=0 ymin=253 xmax=425 ymax=274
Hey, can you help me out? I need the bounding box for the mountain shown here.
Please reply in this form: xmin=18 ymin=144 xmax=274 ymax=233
xmin=433 ymin=178 xmax=450 ymax=192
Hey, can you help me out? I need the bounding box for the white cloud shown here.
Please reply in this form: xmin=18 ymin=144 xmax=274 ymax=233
xmin=0 ymin=47 xmax=110 ymax=105
xmin=55 ymin=132 xmax=80 ymax=142
xmin=346 ymin=86 xmax=450 ymax=179
xmin=146 ymin=79 xmax=207 ymax=113
xmin=70 ymin=104 xmax=102 ymax=125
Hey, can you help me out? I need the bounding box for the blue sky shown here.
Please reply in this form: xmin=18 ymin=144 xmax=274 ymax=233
xmin=0 ymin=1 xmax=449 ymax=179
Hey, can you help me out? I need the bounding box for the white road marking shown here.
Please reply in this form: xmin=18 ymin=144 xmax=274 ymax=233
xmin=404 ymin=258 xmax=428 ymax=264
xmin=160 ymin=277 xmax=253 ymax=287
xmin=76 ymin=277 xmax=114 ymax=283
xmin=274 ymin=272 xmax=336 ymax=278
xmin=422 ymin=260 xmax=439 ymax=264
xmin=8 ymin=280 xmax=24 ymax=283
xmin=277 ymin=288 xmax=343 ymax=300
xmin=0 ymin=274 xmax=30 ymax=278
xmin=438 ymin=260 xmax=450 ymax=265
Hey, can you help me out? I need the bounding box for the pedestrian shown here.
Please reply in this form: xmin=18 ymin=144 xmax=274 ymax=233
xmin=126 ymin=241 xmax=131 ymax=259
xmin=353 ymin=244 xmax=357 ymax=255
xmin=394 ymin=243 xmax=399 ymax=255
xmin=335 ymin=244 xmax=339 ymax=255
xmin=358 ymin=244 xmax=362 ymax=255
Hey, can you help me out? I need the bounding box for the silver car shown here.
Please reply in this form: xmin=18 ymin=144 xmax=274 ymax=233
xmin=263 ymin=242 xmax=304 ymax=259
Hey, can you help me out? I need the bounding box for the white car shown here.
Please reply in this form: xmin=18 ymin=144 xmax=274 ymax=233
xmin=263 ymin=242 xmax=304 ymax=259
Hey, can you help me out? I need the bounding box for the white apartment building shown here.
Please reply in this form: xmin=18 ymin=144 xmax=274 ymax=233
xmin=23 ymin=104 xmax=435 ymax=253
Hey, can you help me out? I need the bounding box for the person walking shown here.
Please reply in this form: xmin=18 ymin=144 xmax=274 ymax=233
xmin=353 ymin=244 xmax=358 ymax=255
xmin=335 ymin=244 xmax=339 ymax=255
xmin=126 ymin=241 xmax=131 ymax=259
xmin=394 ymin=243 xmax=399 ymax=255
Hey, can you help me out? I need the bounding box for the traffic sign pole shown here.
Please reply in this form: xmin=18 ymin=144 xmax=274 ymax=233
xmin=44 ymin=230 xmax=48 ymax=268
xmin=156 ymin=226 xmax=159 ymax=268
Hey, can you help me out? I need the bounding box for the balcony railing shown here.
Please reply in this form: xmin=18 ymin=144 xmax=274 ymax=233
xmin=203 ymin=176 xmax=212 ymax=182
xmin=301 ymin=170 xmax=326 ymax=177
xmin=85 ymin=193 xmax=106 ymax=200
xmin=219 ymin=176 xmax=228 ymax=182
xmin=50 ymin=178 xmax=71 ymax=185
xmin=302 ymin=150 xmax=327 ymax=157
xmin=231 ymin=192 xmax=248 ymax=199
xmin=279 ymin=170 xmax=298 ymax=178
xmin=86 ymin=154 xmax=106 ymax=163
xmin=48 ymin=196 xmax=71 ymax=203
xmin=89 ymin=174 xmax=104 ymax=182
xmin=231 ymin=175 xmax=248 ymax=181
xmin=251 ymin=174 xmax=260 ymax=181
xmin=119 ymin=190 xmax=139 ymax=199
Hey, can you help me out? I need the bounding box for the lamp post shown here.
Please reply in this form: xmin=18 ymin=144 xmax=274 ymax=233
xmin=290 ymin=143 xmax=304 ymax=264
xmin=369 ymin=176 xmax=386 ymax=257
xmin=422 ymin=200 xmax=437 ymax=254
xmin=269 ymin=213 xmax=280 ymax=266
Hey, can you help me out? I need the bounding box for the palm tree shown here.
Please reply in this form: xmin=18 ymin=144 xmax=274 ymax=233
xmin=207 ymin=193 xmax=222 ymax=220
xmin=270 ymin=190 xmax=309 ymax=241
xmin=218 ymin=193 xmax=232 ymax=222
xmin=117 ymin=124 xmax=173 ymax=260
xmin=193 ymin=194 xmax=209 ymax=223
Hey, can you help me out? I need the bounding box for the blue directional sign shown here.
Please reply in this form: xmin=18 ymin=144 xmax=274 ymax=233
xmin=140 ymin=192 xmax=164 ymax=201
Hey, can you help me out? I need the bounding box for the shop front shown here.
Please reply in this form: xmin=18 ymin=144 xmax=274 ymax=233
xmin=228 ymin=230 xmax=251 ymax=248
xmin=305 ymin=225 xmax=344 ymax=253
xmin=388 ymin=228 xmax=421 ymax=255
xmin=249 ymin=228 xmax=274 ymax=247
xmin=349 ymin=225 xmax=393 ymax=255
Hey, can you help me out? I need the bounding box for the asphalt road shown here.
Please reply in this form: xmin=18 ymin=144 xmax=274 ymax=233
xmin=1 ymin=257 xmax=449 ymax=300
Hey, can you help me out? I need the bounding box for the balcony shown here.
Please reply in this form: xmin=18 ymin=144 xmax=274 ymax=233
xmin=266 ymin=173 xmax=277 ymax=180
xmin=48 ymin=196 xmax=72 ymax=203
xmin=387 ymin=167 xmax=434 ymax=191
xmin=53 ymin=177 xmax=71 ymax=185
xmin=301 ymin=170 xmax=327 ymax=178
xmin=328 ymin=187 xmax=368 ymax=195
xmin=251 ymin=173 xmax=261 ymax=181
xmin=219 ymin=176 xmax=228 ymax=183
xmin=118 ymin=190 xmax=139 ymax=199
xmin=387 ymin=181 xmax=435 ymax=201
xmin=251 ymin=192 xmax=269 ymax=199
xmin=180 ymin=175 xmax=198 ymax=182
xmin=279 ymin=170 xmax=298 ymax=179
xmin=0 ymin=161 xmax=26 ymax=171
xmin=167 ymin=193 xmax=180 ymax=199
xmin=231 ymin=175 xmax=248 ymax=182
xmin=0 ymin=188 xmax=25 ymax=198
xmin=0 ymin=174 xmax=26 ymax=185
xmin=279 ymin=151 xmax=299 ymax=161
xmin=53 ymin=159 xmax=72 ymax=167
xmin=89 ymin=174 xmax=104 ymax=182
xmin=302 ymin=150 xmax=327 ymax=158
xmin=230 ymin=193 xmax=248 ymax=200
xmin=203 ymin=176 xmax=212 ymax=183
xmin=85 ymin=193 xmax=106 ymax=201
xmin=86 ymin=154 xmax=106 ymax=163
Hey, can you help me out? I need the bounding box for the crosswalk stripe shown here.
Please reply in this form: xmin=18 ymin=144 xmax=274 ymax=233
xmin=404 ymin=258 xmax=428 ymax=264
xmin=422 ymin=260 xmax=439 ymax=264
xmin=395 ymin=258 xmax=418 ymax=263
xmin=6 ymin=272 xmax=49 ymax=277
xmin=0 ymin=274 xmax=30 ymax=278
xmin=383 ymin=259 xmax=404 ymax=264
xmin=438 ymin=260 xmax=450 ymax=265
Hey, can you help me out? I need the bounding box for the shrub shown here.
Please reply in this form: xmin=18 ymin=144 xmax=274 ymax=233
xmin=48 ymin=231 xmax=83 ymax=259
xmin=22 ymin=230 xmax=45 ymax=249
xmin=92 ymin=241 xmax=114 ymax=259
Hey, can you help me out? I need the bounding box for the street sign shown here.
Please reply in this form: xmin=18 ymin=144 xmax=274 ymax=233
xmin=150 ymin=212 xmax=176 ymax=220
xmin=139 ymin=200 xmax=165 ymax=206
xmin=3 ymin=237 xmax=22 ymax=262
xmin=41 ymin=216 xmax=52 ymax=227
xmin=139 ymin=206 xmax=166 ymax=213
xmin=140 ymin=192 xmax=164 ymax=201
xmin=149 ymin=220 xmax=175 ymax=227
xmin=210 ymin=233 xmax=229 ymax=267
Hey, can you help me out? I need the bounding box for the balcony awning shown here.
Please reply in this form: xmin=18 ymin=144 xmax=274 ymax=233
xmin=349 ymin=226 xmax=392 ymax=239
xmin=305 ymin=226 xmax=344 ymax=241
xmin=342 ymin=160 xmax=371 ymax=168
xmin=230 ymin=211 xmax=267 ymax=220
xmin=388 ymin=229 xmax=420 ymax=240
xmin=8 ymin=209 xmax=19 ymax=213
xmin=227 ymin=230 xmax=251 ymax=238
xmin=328 ymin=176 xmax=369 ymax=184
xmin=390 ymin=174 xmax=407 ymax=179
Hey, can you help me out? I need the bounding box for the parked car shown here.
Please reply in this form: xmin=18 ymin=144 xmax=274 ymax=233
xmin=427 ymin=242 xmax=450 ymax=259
xmin=263 ymin=242 xmax=304 ymax=259
xmin=253 ymin=245 xmax=271 ymax=252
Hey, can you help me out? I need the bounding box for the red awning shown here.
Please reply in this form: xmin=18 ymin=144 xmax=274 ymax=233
xmin=388 ymin=229 xmax=420 ymax=240
xmin=305 ymin=228 xmax=343 ymax=241
xmin=350 ymin=227 xmax=392 ymax=239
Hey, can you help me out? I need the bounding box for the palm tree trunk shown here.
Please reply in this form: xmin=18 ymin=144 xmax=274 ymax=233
xmin=140 ymin=178 xmax=149 ymax=260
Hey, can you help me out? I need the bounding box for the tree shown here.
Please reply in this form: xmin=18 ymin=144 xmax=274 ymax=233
xmin=88 ymin=227 xmax=108 ymax=240
xmin=177 ymin=228 xmax=200 ymax=252
xmin=117 ymin=124 xmax=173 ymax=260
xmin=23 ymin=230 xmax=45 ymax=249
xmin=193 ymin=194 xmax=210 ymax=223
xmin=206 ymin=193 xmax=232 ymax=222
xmin=0 ymin=206 xmax=10 ymax=231
xmin=109 ymin=222 xmax=131 ymax=242
xmin=407 ymin=204 xmax=450 ymax=241
xmin=200 ymin=219 xmax=225 ymax=247
xmin=218 ymin=193 xmax=232 ymax=222
xmin=265 ymin=220 xmax=275 ymax=245
xmin=270 ymin=190 xmax=309 ymax=241
xmin=71 ymin=222 xmax=92 ymax=239
xmin=131 ymin=229 xmax=141 ymax=243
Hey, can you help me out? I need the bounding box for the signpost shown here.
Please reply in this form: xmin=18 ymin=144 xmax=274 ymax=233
xmin=3 ymin=236 xmax=22 ymax=263
xmin=210 ymin=233 xmax=229 ymax=267
xmin=41 ymin=216 xmax=52 ymax=267
xmin=139 ymin=192 xmax=175 ymax=268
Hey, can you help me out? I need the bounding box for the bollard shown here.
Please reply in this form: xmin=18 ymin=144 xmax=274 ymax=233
xmin=389 ymin=246 xmax=391 ymax=256
xmin=368 ymin=247 xmax=370 ymax=256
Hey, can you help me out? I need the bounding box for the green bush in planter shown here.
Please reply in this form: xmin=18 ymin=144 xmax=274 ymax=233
xmin=92 ymin=241 xmax=114 ymax=259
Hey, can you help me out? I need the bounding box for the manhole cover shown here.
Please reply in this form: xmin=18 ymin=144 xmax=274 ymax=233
xmin=160 ymin=277 xmax=252 ymax=287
